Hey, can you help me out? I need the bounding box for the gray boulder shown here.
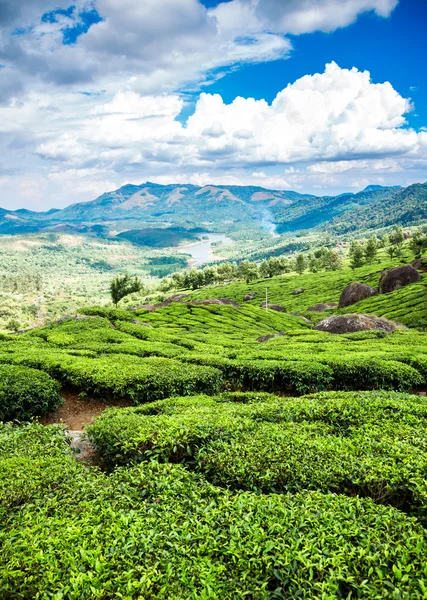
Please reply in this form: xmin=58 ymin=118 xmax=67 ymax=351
xmin=243 ymin=291 xmax=257 ymax=301
xmin=257 ymin=332 xmax=285 ymax=343
xmin=259 ymin=302 xmax=287 ymax=313
xmin=315 ymin=314 xmax=396 ymax=334
xmin=339 ymin=282 xmax=377 ymax=308
xmin=378 ymin=265 xmax=421 ymax=294
xmin=292 ymin=288 xmax=305 ymax=295
xmin=307 ymin=302 xmax=337 ymax=312
xmin=411 ymin=257 xmax=427 ymax=272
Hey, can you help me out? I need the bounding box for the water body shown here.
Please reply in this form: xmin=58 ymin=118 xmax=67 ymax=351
xmin=181 ymin=233 xmax=234 ymax=265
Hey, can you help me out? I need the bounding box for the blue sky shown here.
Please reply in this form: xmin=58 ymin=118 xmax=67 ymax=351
xmin=0 ymin=0 xmax=426 ymax=210
xmin=205 ymin=0 xmax=427 ymax=128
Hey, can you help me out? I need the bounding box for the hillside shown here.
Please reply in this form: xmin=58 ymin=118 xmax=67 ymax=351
xmin=327 ymin=183 xmax=427 ymax=233
xmin=1 ymin=253 xmax=427 ymax=597
xmin=2 ymin=181 xmax=426 ymax=240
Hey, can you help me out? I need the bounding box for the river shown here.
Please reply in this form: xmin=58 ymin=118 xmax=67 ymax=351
xmin=180 ymin=233 xmax=234 ymax=265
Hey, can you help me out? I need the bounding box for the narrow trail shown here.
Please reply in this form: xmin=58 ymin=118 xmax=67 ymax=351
xmin=68 ymin=430 xmax=96 ymax=462
xmin=40 ymin=391 xmax=132 ymax=430
xmin=39 ymin=391 xmax=132 ymax=463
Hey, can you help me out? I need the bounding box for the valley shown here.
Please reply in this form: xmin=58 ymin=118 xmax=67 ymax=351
xmin=1 ymin=180 xmax=427 ymax=599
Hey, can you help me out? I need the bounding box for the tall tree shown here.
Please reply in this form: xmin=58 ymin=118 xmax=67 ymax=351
xmin=389 ymin=226 xmax=404 ymax=256
xmin=295 ymin=254 xmax=306 ymax=275
xmin=110 ymin=274 xmax=144 ymax=306
xmin=364 ymin=236 xmax=378 ymax=264
xmin=349 ymin=241 xmax=364 ymax=269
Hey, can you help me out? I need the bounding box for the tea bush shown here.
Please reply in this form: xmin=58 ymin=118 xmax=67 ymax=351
xmin=0 ymin=350 xmax=223 ymax=404
xmin=0 ymin=364 xmax=62 ymax=421
xmin=2 ymin=423 xmax=427 ymax=599
xmin=87 ymin=391 xmax=427 ymax=521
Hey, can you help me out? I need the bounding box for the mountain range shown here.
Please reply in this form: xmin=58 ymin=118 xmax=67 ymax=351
xmin=0 ymin=181 xmax=426 ymax=243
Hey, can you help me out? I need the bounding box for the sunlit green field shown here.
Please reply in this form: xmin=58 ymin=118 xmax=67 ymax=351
xmin=1 ymin=252 xmax=427 ymax=598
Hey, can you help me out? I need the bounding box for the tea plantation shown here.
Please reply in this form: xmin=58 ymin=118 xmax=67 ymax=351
xmin=1 ymin=261 xmax=427 ymax=597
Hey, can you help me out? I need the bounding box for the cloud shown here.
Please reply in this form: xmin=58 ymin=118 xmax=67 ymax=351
xmin=0 ymin=0 xmax=70 ymax=26
xmin=0 ymin=61 xmax=426 ymax=210
xmin=0 ymin=0 xmax=399 ymax=104
xmin=1 ymin=0 xmax=426 ymax=209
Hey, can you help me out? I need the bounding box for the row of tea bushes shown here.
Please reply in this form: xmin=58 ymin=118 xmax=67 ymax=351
xmin=0 ymin=347 xmax=222 ymax=404
xmin=180 ymin=354 xmax=424 ymax=393
xmin=0 ymin=364 xmax=62 ymax=422
xmin=87 ymin=391 xmax=427 ymax=522
xmin=1 ymin=422 xmax=427 ymax=599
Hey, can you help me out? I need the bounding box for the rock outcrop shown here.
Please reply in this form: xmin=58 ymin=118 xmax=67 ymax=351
xmin=378 ymin=265 xmax=421 ymax=294
xmin=191 ymin=298 xmax=240 ymax=308
xmin=307 ymin=302 xmax=337 ymax=312
xmin=338 ymin=282 xmax=377 ymax=308
xmin=256 ymin=332 xmax=285 ymax=343
xmin=411 ymin=257 xmax=427 ymax=272
xmin=315 ymin=314 xmax=396 ymax=334
xmin=292 ymin=288 xmax=305 ymax=295
xmin=259 ymin=302 xmax=287 ymax=313
xmin=135 ymin=294 xmax=189 ymax=312
xmin=243 ymin=292 xmax=257 ymax=301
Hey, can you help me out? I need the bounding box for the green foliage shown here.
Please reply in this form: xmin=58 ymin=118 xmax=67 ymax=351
xmin=390 ymin=225 xmax=405 ymax=255
xmin=0 ymin=364 xmax=62 ymax=421
xmin=110 ymin=273 xmax=144 ymax=305
xmin=2 ymin=422 xmax=427 ymax=599
xmin=364 ymin=236 xmax=378 ymax=263
xmin=409 ymin=228 xmax=427 ymax=257
xmin=294 ymin=253 xmax=306 ymax=274
xmin=88 ymin=391 xmax=427 ymax=522
xmin=349 ymin=240 xmax=365 ymax=269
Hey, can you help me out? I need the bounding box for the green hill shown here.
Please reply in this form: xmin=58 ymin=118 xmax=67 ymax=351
xmin=1 ymin=250 xmax=427 ymax=598
xmin=2 ymin=181 xmax=426 ymax=240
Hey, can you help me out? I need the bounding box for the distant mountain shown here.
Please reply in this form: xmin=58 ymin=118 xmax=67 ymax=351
xmin=361 ymin=184 xmax=401 ymax=193
xmin=327 ymin=182 xmax=427 ymax=234
xmin=0 ymin=181 xmax=426 ymax=241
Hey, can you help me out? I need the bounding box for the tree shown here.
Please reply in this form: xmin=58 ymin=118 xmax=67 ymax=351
xmin=171 ymin=272 xmax=185 ymax=289
xmin=110 ymin=274 xmax=144 ymax=306
xmin=187 ymin=268 xmax=205 ymax=290
xmin=389 ymin=226 xmax=404 ymax=256
xmin=216 ymin=262 xmax=235 ymax=282
xmin=6 ymin=318 xmax=20 ymax=332
xmin=295 ymin=254 xmax=306 ymax=275
xmin=379 ymin=234 xmax=389 ymax=248
xmin=349 ymin=241 xmax=364 ymax=269
xmin=387 ymin=245 xmax=397 ymax=259
xmin=259 ymin=260 xmax=271 ymax=279
xmin=409 ymin=228 xmax=427 ymax=258
xmin=364 ymin=236 xmax=378 ymax=264
xmin=238 ymin=260 xmax=258 ymax=283
xmin=202 ymin=266 xmax=217 ymax=286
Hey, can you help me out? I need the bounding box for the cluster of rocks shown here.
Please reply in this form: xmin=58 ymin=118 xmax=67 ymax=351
xmin=243 ymin=291 xmax=257 ymax=301
xmin=315 ymin=262 xmax=423 ymax=334
xmin=256 ymin=332 xmax=285 ymax=343
xmin=135 ymin=293 xmax=189 ymax=312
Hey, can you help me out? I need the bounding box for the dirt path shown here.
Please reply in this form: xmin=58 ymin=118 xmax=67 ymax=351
xmin=39 ymin=391 xmax=133 ymax=464
xmin=39 ymin=391 xmax=132 ymax=431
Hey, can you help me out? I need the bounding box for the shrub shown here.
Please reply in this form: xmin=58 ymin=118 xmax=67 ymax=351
xmin=323 ymin=357 xmax=424 ymax=391
xmin=2 ymin=424 xmax=427 ymax=599
xmin=223 ymin=359 xmax=334 ymax=394
xmin=0 ymin=350 xmax=222 ymax=404
xmin=88 ymin=390 xmax=427 ymax=521
xmin=0 ymin=364 xmax=62 ymax=421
